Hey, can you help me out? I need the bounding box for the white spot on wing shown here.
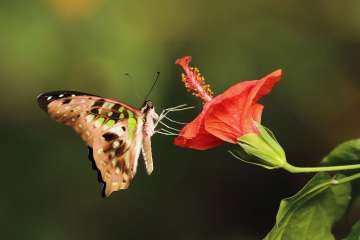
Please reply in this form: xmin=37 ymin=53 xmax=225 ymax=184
xmin=86 ymin=115 xmax=94 ymax=122
xmin=104 ymin=102 xmax=114 ymax=109
xmin=59 ymin=94 xmax=64 ymax=97
xmin=47 ymin=96 xmax=52 ymax=101
xmin=112 ymin=141 xmax=120 ymax=148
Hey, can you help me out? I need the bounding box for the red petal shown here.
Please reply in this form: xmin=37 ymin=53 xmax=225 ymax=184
xmin=174 ymin=132 xmax=223 ymax=150
xmin=250 ymin=103 xmax=264 ymax=123
xmin=173 ymin=105 xmax=223 ymax=150
xmin=204 ymin=70 xmax=282 ymax=142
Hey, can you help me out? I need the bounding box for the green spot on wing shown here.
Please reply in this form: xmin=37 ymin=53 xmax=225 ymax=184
xmin=104 ymin=119 xmax=115 ymax=129
xmin=127 ymin=110 xmax=134 ymax=118
xmin=94 ymin=117 xmax=105 ymax=128
xmin=127 ymin=118 xmax=137 ymax=140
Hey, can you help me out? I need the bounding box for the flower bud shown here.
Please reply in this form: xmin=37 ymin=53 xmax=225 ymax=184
xmin=235 ymin=123 xmax=287 ymax=169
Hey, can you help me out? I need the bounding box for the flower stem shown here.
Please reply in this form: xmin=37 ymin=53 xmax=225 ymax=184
xmin=335 ymin=172 xmax=360 ymax=184
xmin=282 ymin=162 xmax=360 ymax=173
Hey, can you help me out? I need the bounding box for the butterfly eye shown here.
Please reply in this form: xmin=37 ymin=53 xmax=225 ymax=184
xmin=147 ymin=101 xmax=154 ymax=109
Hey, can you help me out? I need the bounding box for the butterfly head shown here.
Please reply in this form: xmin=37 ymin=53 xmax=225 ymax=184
xmin=141 ymin=100 xmax=159 ymax=127
xmin=141 ymin=100 xmax=154 ymax=113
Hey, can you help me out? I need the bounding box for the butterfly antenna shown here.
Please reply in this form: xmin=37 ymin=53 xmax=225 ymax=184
xmin=144 ymin=72 xmax=160 ymax=101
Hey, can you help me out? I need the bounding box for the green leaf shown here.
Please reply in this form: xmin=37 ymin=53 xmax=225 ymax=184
xmin=264 ymin=173 xmax=351 ymax=240
xmin=343 ymin=219 xmax=360 ymax=240
xmin=322 ymin=139 xmax=360 ymax=166
xmin=321 ymin=139 xmax=360 ymax=197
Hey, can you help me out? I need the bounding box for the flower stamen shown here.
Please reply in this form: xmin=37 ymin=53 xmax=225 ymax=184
xmin=176 ymin=56 xmax=213 ymax=103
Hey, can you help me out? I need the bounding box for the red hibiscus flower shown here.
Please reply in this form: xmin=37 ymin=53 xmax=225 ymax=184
xmin=174 ymin=56 xmax=282 ymax=150
xmin=173 ymin=56 xmax=360 ymax=174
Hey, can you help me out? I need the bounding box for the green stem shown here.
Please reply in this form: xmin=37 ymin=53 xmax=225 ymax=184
xmin=283 ymin=162 xmax=360 ymax=173
xmin=335 ymin=172 xmax=360 ymax=184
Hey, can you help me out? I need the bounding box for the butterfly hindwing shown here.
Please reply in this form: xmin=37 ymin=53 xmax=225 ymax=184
xmin=37 ymin=91 xmax=144 ymax=196
xmin=93 ymin=119 xmax=144 ymax=196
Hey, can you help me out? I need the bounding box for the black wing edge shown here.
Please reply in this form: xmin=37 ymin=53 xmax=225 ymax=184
xmin=36 ymin=90 xmax=98 ymax=112
xmin=87 ymin=147 xmax=106 ymax=198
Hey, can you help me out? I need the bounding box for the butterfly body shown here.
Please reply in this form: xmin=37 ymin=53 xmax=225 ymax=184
xmin=37 ymin=91 xmax=158 ymax=196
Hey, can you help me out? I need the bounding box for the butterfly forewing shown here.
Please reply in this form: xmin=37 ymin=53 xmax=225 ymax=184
xmin=37 ymin=91 xmax=144 ymax=196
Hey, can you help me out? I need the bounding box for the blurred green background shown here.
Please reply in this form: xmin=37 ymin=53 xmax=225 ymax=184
xmin=1 ymin=0 xmax=360 ymax=239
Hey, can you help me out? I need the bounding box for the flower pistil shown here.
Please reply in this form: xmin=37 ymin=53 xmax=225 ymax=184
xmin=176 ymin=56 xmax=213 ymax=103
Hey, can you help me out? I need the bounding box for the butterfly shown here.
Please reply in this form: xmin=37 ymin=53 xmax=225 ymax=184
xmin=37 ymin=90 xmax=190 ymax=197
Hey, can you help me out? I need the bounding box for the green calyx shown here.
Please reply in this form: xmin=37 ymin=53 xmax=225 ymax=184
xmin=233 ymin=122 xmax=287 ymax=170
